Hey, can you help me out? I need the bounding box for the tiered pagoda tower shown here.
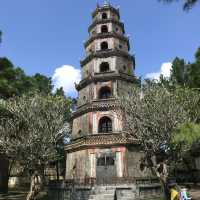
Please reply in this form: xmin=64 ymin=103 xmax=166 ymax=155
xmin=65 ymin=2 xmax=149 ymax=183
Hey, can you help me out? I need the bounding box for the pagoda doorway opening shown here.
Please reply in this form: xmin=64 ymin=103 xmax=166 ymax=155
xmin=101 ymin=41 xmax=108 ymax=50
xmin=100 ymin=62 xmax=110 ymax=72
xmin=98 ymin=116 xmax=112 ymax=133
xmin=101 ymin=25 xmax=108 ymax=33
xmin=102 ymin=13 xmax=108 ymax=19
xmin=99 ymin=86 xmax=111 ymax=99
xmin=96 ymin=153 xmax=116 ymax=184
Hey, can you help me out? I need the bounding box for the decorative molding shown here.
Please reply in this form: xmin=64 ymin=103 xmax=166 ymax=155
xmin=85 ymin=32 xmax=130 ymax=50
xmin=92 ymin=6 xmax=120 ymax=20
xmin=65 ymin=133 xmax=139 ymax=152
xmin=71 ymin=98 xmax=119 ymax=119
xmin=81 ymin=49 xmax=133 ymax=67
xmin=75 ymin=72 xmax=137 ymax=91
xmin=88 ymin=19 xmax=124 ymax=33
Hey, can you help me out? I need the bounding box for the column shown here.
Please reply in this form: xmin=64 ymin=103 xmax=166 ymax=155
xmin=116 ymin=151 xmax=123 ymax=177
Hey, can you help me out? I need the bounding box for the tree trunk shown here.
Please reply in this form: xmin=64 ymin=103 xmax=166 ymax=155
xmin=0 ymin=155 xmax=9 ymax=193
xmin=56 ymin=161 xmax=59 ymax=181
xmin=26 ymin=171 xmax=43 ymax=200
xmin=150 ymin=162 xmax=169 ymax=200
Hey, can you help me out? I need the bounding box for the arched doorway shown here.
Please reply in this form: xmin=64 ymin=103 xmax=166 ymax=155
xmin=102 ymin=13 xmax=108 ymax=19
xmin=99 ymin=86 xmax=111 ymax=99
xmin=100 ymin=62 xmax=110 ymax=72
xmin=101 ymin=41 xmax=108 ymax=50
xmin=98 ymin=116 xmax=112 ymax=133
xmin=101 ymin=25 xmax=108 ymax=33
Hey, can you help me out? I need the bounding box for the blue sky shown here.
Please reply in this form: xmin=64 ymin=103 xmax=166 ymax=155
xmin=0 ymin=0 xmax=200 ymax=96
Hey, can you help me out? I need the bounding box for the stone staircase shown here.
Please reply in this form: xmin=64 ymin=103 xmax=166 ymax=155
xmin=115 ymin=188 xmax=136 ymax=200
xmin=88 ymin=186 xmax=115 ymax=200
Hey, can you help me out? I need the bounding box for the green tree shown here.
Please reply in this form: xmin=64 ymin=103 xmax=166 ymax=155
xmin=187 ymin=48 xmax=200 ymax=89
xmin=170 ymin=58 xmax=188 ymax=86
xmin=171 ymin=123 xmax=200 ymax=176
xmin=159 ymin=0 xmax=199 ymax=10
xmin=169 ymin=48 xmax=200 ymax=89
xmin=0 ymin=93 xmax=71 ymax=200
xmin=54 ymin=87 xmax=65 ymax=98
xmin=32 ymin=73 xmax=53 ymax=95
xmin=119 ymin=85 xmax=200 ymax=199
xmin=173 ymin=122 xmax=200 ymax=151
xmin=0 ymin=58 xmax=55 ymax=99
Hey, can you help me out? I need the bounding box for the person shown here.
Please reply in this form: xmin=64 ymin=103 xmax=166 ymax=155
xmin=180 ymin=188 xmax=192 ymax=200
xmin=170 ymin=186 xmax=180 ymax=200
xmin=168 ymin=182 xmax=180 ymax=200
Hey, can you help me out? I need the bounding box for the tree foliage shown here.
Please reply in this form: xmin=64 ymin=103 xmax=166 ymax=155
xmin=0 ymin=93 xmax=71 ymax=199
xmin=172 ymin=122 xmax=200 ymax=151
xmin=0 ymin=58 xmax=58 ymax=99
xmin=159 ymin=0 xmax=199 ymax=10
xmin=170 ymin=48 xmax=200 ymax=89
xmin=119 ymin=85 xmax=200 ymax=198
xmin=54 ymin=87 xmax=65 ymax=98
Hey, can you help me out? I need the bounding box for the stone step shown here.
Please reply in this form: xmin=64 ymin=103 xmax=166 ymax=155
xmin=116 ymin=189 xmax=136 ymax=200
xmin=88 ymin=190 xmax=115 ymax=200
xmin=91 ymin=190 xmax=114 ymax=195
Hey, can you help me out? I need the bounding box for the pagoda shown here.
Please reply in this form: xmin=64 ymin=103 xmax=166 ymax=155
xmin=65 ymin=2 xmax=150 ymax=184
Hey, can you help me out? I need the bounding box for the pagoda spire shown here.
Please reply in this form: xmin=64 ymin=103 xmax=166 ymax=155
xmin=103 ymin=0 xmax=110 ymax=6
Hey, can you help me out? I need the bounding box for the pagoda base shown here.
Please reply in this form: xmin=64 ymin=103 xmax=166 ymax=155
xmin=65 ymin=133 xmax=152 ymax=183
xmin=48 ymin=179 xmax=163 ymax=200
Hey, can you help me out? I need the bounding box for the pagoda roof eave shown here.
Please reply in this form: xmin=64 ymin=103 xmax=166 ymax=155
xmin=84 ymin=32 xmax=130 ymax=51
xmin=71 ymin=98 xmax=119 ymax=119
xmin=81 ymin=49 xmax=134 ymax=67
xmin=65 ymin=133 xmax=140 ymax=153
xmin=92 ymin=6 xmax=120 ymax=20
xmin=75 ymin=72 xmax=137 ymax=91
xmin=88 ymin=19 xmax=124 ymax=33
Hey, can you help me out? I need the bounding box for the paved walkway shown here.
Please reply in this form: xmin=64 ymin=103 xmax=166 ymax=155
xmin=0 ymin=186 xmax=199 ymax=200
xmin=188 ymin=186 xmax=200 ymax=200
xmin=0 ymin=189 xmax=47 ymax=200
xmin=0 ymin=190 xmax=27 ymax=200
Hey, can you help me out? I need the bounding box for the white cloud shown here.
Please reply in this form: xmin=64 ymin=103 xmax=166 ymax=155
xmin=52 ymin=65 xmax=81 ymax=97
xmin=146 ymin=62 xmax=172 ymax=80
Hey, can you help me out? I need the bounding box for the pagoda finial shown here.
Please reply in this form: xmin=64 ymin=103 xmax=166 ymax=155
xmin=103 ymin=0 xmax=110 ymax=7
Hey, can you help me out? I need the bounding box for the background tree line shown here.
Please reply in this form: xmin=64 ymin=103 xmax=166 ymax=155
xmin=0 ymin=57 xmax=65 ymax=99
xmin=159 ymin=47 xmax=200 ymax=90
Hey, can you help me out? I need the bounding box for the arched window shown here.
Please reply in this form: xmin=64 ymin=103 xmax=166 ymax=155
xmin=101 ymin=25 xmax=108 ymax=33
xmin=99 ymin=86 xmax=111 ymax=99
xmin=101 ymin=41 xmax=108 ymax=50
xmin=102 ymin=13 xmax=108 ymax=19
xmin=100 ymin=62 xmax=110 ymax=72
xmin=98 ymin=117 xmax=112 ymax=133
